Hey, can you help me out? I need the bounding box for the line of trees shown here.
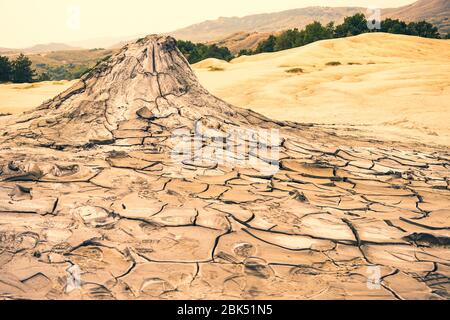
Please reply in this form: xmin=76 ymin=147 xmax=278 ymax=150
xmin=0 ymin=54 xmax=99 ymax=83
xmin=36 ymin=64 xmax=92 ymax=81
xmin=177 ymin=14 xmax=448 ymax=62
xmin=176 ymin=41 xmax=234 ymax=64
xmin=240 ymin=14 xmax=447 ymax=56
xmin=0 ymin=54 xmax=35 ymax=83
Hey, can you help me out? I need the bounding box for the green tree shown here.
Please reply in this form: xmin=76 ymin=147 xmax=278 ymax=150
xmin=237 ymin=49 xmax=253 ymax=56
xmin=325 ymin=22 xmax=335 ymax=38
xmin=407 ymin=21 xmax=440 ymax=38
xmin=177 ymin=40 xmax=201 ymax=63
xmin=381 ymin=19 xmax=408 ymax=34
xmin=12 ymin=54 xmax=35 ymax=83
xmin=0 ymin=56 xmax=12 ymax=82
xmin=204 ymin=44 xmax=233 ymax=61
xmin=334 ymin=13 xmax=369 ymax=37
xmin=274 ymin=29 xmax=303 ymax=51
xmin=177 ymin=40 xmax=196 ymax=56
xmin=254 ymin=35 xmax=277 ymax=53
xmin=176 ymin=40 xmax=234 ymax=64
xmin=37 ymin=72 xmax=51 ymax=82
xmin=303 ymin=21 xmax=334 ymax=45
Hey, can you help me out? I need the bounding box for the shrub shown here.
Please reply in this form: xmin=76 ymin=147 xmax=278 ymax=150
xmin=208 ymin=66 xmax=224 ymax=71
xmin=238 ymin=49 xmax=254 ymax=56
xmin=177 ymin=40 xmax=234 ymax=64
xmin=0 ymin=56 xmax=12 ymax=82
xmin=334 ymin=13 xmax=369 ymax=38
xmin=254 ymin=35 xmax=276 ymax=53
xmin=285 ymin=67 xmax=303 ymax=74
xmin=11 ymin=54 xmax=35 ymax=83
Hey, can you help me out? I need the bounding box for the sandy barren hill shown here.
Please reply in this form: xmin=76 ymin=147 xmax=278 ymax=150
xmin=194 ymin=33 xmax=450 ymax=147
xmin=0 ymin=35 xmax=448 ymax=300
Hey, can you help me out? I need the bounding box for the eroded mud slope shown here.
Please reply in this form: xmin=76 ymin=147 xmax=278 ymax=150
xmin=0 ymin=35 xmax=449 ymax=300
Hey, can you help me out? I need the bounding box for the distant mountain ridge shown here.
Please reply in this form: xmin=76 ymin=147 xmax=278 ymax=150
xmin=0 ymin=43 xmax=82 ymax=54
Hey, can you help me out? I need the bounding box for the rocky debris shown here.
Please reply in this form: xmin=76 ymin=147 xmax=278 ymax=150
xmin=0 ymin=35 xmax=449 ymax=300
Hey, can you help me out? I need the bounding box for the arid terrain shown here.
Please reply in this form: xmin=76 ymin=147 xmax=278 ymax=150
xmin=0 ymin=34 xmax=448 ymax=300
xmin=4 ymin=33 xmax=448 ymax=147
xmin=194 ymin=33 xmax=450 ymax=147
xmin=0 ymin=81 xmax=74 ymax=115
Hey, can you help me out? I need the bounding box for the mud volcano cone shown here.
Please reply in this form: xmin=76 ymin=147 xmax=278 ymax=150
xmin=0 ymin=35 xmax=448 ymax=300
xmin=0 ymin=35 xmax=273 ymax=149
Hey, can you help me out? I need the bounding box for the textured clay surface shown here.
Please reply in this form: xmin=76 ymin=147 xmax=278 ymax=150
xmin=0 ymin=35 xmax=448 ymax=300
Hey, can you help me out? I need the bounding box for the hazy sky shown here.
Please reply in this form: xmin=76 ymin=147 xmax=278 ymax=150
xmin=0 ymin=0 xmax=416 ymax=48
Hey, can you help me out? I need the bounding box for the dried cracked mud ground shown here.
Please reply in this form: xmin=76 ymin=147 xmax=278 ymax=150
xmin=0 ymin=35 xmax=449 ymax=300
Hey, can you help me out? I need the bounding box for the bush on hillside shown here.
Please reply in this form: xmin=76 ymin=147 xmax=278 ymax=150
xmin=0 ymin=56 xmax=12 ymax=82
xmin=8 ymin=54 xmax=35 ymax=83
xmin=285 ymin=67 xmax=303 ymax=74
xmin=177 ymin=40 xmax=233 ymax=64
xmin=237 ymin=49 xmax=254 ymax=56
xmin=334 ymin=13 xmax=369 ymax=38
xmin=254 ymin=35 xmax=277 ymax=53
xmin=380 ymin=19 xmax=440 ymax=38
xmin=407 ymin=21 xmax=440 ymax=38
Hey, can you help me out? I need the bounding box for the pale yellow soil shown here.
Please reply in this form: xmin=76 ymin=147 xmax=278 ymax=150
xmin=1 ymin=33 xmax=449 ymax=147
xmin=0 ymin=35 xmax=448 ymax=300
xmin=0 ymin=80 xmax=75 ymax=114
xmin=0 ymin=35 xmax=450 ymax=300
xmin=193 ymin=33 xmax=450 ymax=147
